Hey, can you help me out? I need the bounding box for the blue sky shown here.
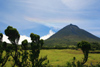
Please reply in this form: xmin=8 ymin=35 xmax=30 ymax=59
xmin=0 ymin=0 xmax=100 ymax=44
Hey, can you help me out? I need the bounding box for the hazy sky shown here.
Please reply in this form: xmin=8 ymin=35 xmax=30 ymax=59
xmin=0 ymin=0 xmax=100 ymax=44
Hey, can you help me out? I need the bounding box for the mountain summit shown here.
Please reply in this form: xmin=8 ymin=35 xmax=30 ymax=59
xmin=44 ymin=24 xmax=100 ymax=47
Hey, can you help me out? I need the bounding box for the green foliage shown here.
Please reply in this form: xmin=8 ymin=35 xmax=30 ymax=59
xmin=66 ymin=57 xmax=83 ymax=67
xmin=77 ymin=41 xmax=91 ymax=65
xmin=0 ymin=42 xmax=10 ymax=67
xmin=21 ymin=39 xmax=29 ymax=67
xmin=5 ymin=26 xmax=20 ymax=44
xmin=66 ymin=59 xmax=100 ymax=67
xmin=66 ymin=62 xmax=72 ymax=67
xmin=91 ymin=42 xmax=100 ymax=50
xmin=77 ymin=41 xmax=91 ymax=51
xmin=22 ymin=39 xmax=28 ymax=50
xmin=0 ymin=33 xmax=3 ymax=42
xmin=30 ymin=33 xmax=48 ymax=67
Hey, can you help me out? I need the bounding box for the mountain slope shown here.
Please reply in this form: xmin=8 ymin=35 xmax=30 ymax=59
xmin=44 ymin=24 xmax=100 ymax=47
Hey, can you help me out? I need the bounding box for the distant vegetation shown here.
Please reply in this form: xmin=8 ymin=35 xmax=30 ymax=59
xmin=91 ymin=42 xmax=100 ymax=50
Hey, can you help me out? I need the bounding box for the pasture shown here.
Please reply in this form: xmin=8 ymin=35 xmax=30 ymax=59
xmin=4 ymin=49 xmax=100 ymax=67
xmin=40 ymin=49 xmax=100 ymax=67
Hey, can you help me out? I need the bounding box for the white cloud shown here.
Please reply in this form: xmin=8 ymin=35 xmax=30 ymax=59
xmin=40 ymin=30 xmax=55 ymax=40
xmin=3 ymin=34 xmax=11 ymax=43
xmin=18 ymin=35 xmax=32 ymax=44
xmin=2 ymin=34 xmax=32 ymax=44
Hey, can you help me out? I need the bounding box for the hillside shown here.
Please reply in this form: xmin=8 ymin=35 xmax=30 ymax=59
xmin=44 ymin=24 xmax=100 ymax=47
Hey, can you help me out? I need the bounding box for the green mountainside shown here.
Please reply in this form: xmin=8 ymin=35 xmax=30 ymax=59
xmin=44 ymin=24 xmax=100 ymax=47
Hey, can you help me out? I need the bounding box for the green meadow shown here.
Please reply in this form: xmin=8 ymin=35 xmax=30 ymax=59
xmin=40 ymin=49 xmax=100 ymax=66
xmin=5 ymin=49 xmax=100 ymax=67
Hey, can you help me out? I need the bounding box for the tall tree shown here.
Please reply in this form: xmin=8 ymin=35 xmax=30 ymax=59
xmin=77 ymin=41 xmax=91 ymax=65
xmin=5 ymin=26 xmax=21 ymax=67
xmin=30 ymin=33 xmax=48 ymax=67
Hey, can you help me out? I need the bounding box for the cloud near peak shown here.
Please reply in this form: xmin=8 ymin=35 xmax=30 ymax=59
xmin=40 ymin=30 xmax=55 ymax=40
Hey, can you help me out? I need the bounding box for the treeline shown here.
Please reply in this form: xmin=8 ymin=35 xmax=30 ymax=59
xmin=91 ymin=42 xmax=100 ymax=50
xmin=43 ymin=42 xmax=100 ymax=50
xmin=20 ymin=45 xmax=77 ymax=50
xmin=3 ymin=42 xmax=100 ymax=50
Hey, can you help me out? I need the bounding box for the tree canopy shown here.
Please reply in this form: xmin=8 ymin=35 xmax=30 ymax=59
xmin=5 ymin=26 xmax=20 ymax=44
xmin=77 ymin=41 xmax=91 ymax=51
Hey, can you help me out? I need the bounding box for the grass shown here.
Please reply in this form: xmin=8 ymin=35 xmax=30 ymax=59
xmin=40 ymin=49 xmax=100 ymax=66
xmin=3 ymin=49 xmax=100 ymax=67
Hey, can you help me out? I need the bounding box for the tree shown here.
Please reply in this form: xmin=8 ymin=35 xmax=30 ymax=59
xmin=5 ymin=26 xmax=20 ymax=45
xmin=30 ymin=33 xmax=48 ymax=67
xmin=77 ymin=41 xmax=91 ymax=65
xmin=21 ymin=39 xmax=29 ymax=67
xmin=5 ymin=26 xmax=21 ymax=67
xmin=0 ymin=33 xmax=3 ymax=43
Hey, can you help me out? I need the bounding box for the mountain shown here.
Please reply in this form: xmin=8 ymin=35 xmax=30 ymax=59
xmin=44 ymin=24 xmax=100 ymax=47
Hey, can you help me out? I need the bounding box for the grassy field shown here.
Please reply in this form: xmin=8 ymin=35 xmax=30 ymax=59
xmin=40 ymin=49 xmax=100 ymax=67
xmin=4 ymin=49 xmax=100 ymax=67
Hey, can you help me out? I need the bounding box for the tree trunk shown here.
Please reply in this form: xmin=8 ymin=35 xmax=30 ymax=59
xmin=81 ymin=51 xmax=89 ymax=65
